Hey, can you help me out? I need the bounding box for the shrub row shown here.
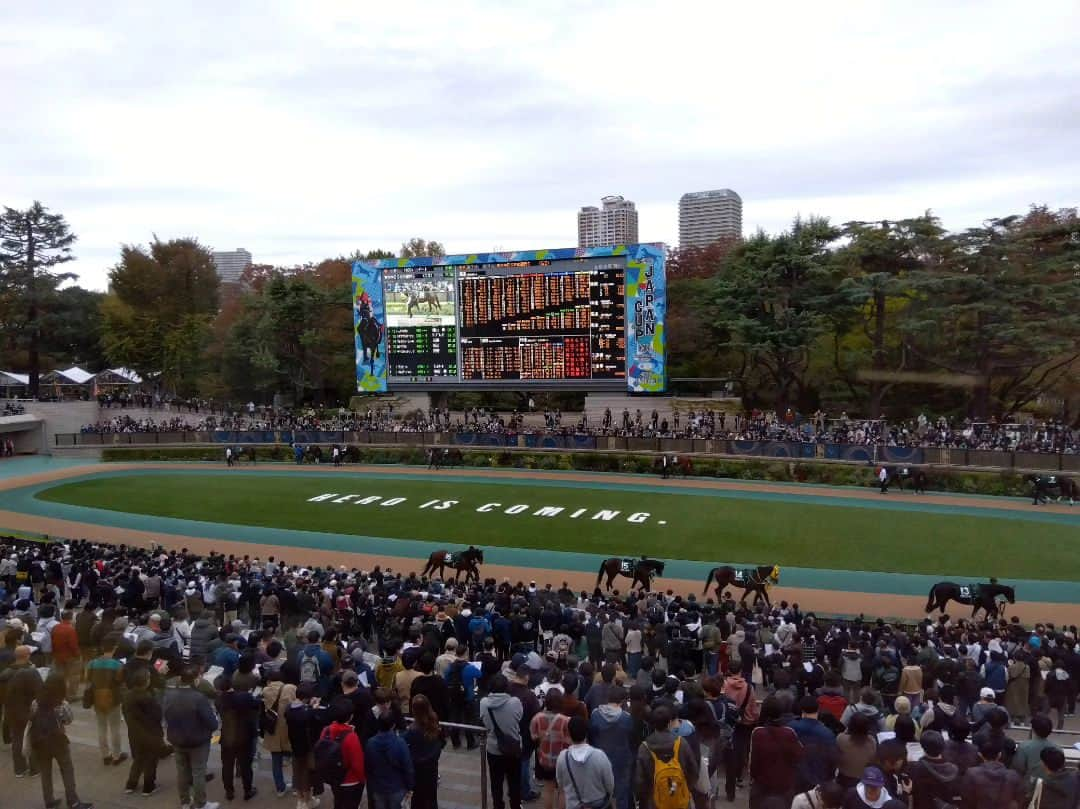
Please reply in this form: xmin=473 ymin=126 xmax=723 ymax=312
xmin=101 ymin=445 xmax=1033 ymax=497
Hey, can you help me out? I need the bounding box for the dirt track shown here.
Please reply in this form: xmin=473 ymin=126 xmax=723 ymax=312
xmin=2 ymin=462 xmax=1077 ymax=623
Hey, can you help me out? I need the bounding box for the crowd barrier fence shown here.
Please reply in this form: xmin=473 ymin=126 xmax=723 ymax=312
xmin=54 ymin=431 xmax=1080 ymax=472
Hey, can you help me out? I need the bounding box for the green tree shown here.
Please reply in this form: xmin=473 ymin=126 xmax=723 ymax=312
xmin=0 ymin=201 xmax=77 ymax=395
xmin=828 ymin=215 xmax=947 ymax=414
xmin=701 ymin=217 xmax=840 ymax=410
xmin=100 ymin=238 xmax=219 ymax=396
xmin=399 ymin=237 xmax=445 ymax=258
xmin=904 ymin=206 xmax=1080 ymax=417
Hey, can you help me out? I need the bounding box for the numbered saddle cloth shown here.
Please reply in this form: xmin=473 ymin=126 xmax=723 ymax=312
xmin=620 ymin=559 xmax=636 ymax=575
xmin=445 ymin=552 xmax=458 ymax=567
xmin=960 ymin=583 xmax=981 ymax=601
xmin=734 ymin=569 xmax=749 ymax=584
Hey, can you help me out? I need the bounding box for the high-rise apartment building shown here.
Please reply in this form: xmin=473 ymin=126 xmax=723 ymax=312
xmin=577 ymin=195 xmax=639 ymax=248
xmin=678 ymin=189 xmax=742 ymax=248
xmin=211 ymin=248 xmax=253 ymax=283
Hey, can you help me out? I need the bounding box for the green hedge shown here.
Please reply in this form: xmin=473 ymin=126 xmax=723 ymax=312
xmin=101 ymin=446 xmax=1032 ymax=497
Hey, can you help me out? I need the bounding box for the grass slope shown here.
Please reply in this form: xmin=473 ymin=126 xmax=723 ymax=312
xmin=35 ymin=473 xmax=1079 ymax=580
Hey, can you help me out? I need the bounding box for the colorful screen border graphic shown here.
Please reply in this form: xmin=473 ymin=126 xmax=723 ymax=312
xmin=351 ymin=243 xmax=666 ymax=393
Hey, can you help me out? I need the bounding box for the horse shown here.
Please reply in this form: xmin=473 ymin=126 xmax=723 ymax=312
xmin=596 ymin=557 xmax=666 ymax=592
xmin=925 ymin=580 xmax=1015 ymax=619
xmin=406 ymin=288 xmax=441 ymax=316
xmin=703 ymin=564 xmax=781 ymax=607
xmin=357 ymin=312 xmax=384 ymax=376
xmin=1026 ymin=474 xmax=1078 ymax=506
xmin=655 ymin=455 xmax=693 ymax=479
xmin=879 ymin=466 xmax=928 ymax=494
xmin=421 ymin=546 xmax=484 ymax=583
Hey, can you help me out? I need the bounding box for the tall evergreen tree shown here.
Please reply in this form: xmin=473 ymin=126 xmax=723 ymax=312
xmin=0 ymin=201 xmax=77 ymax=396
xmin=904 ymin=207 xmax=1080 ymax=417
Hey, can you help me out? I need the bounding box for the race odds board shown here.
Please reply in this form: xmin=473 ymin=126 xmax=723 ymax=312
xmin=351 ymin=244 xmax=666 ymax=393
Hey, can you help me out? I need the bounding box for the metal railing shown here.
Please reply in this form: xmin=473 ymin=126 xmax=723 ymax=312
xmin=52 ymin=430 xmax=1080 ymax=472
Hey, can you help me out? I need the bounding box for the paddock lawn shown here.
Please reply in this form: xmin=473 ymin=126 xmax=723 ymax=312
xmin=34 ymin=472 xmax=1079 ymax=580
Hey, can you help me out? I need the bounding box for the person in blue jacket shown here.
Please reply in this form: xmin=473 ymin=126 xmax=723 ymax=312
xmin=364 ymin=712 xmax=415 ymax=809
xmin=296 ymin=630 xmax=334 ymax=699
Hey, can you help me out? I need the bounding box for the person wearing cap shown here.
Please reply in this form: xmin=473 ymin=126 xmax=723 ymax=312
xmin=908 ymin=730 xmax=960 ymax=809
xmin=971 ymin=687 xmax=1004 ymax=729
xmin=843 ymin=766 xmax=905 ymax=808
xmin=1 ymin=644 xmax=42 ymax=777
xmin=961 ymin=739 xmax=1023 ymax=808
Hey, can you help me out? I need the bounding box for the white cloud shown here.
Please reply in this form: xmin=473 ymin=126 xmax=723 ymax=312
xmin=1 ymin=0 xmax=1078 ymax=288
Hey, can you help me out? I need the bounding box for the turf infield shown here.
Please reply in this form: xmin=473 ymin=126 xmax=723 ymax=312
xmin=31 ymin=470 xmax=1080 ymax=581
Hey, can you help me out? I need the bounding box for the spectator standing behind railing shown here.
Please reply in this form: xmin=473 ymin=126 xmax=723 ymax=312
xmin=404 ymin=694 xmax=444 ymax=809
xmin=365 ymin=710 xmax=415 ymax=809
xmin=481 ymin=674 xmax=525 ymax=809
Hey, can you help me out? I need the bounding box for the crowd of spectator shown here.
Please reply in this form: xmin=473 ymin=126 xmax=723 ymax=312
xmin=3 ymin=535 xmax=1080 ymax=809
xmin=76 ymin=403 xmax=1080 ymax=454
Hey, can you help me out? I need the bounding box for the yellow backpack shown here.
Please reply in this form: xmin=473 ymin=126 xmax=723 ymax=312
xmin=650 ymin=736 xmax=690 ymax=809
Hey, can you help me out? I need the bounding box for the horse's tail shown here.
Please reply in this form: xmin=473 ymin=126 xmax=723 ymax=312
xmin=596 ymin=561 xmax=607 ymax=588
xmin=704 ymin=568 xmax=716 ymax=594
xmin=925 ymin=584 xmax=937 ymax=613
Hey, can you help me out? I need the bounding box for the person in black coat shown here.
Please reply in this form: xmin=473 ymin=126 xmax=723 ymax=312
xmin=122 ymin=668 xmax=165 ymax=795
xmin=217 ymin=674 xmax=262 ymax=801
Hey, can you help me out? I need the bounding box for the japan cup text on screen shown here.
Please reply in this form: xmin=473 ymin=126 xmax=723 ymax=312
xmin=625 ymin=245 xmax=667 ymax=393
xmin=352 ymin=262 xmax=389 ymax=392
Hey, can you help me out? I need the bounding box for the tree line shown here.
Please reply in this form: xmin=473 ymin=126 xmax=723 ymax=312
xmin=2 ymin=200 xmax=1077 ymax=421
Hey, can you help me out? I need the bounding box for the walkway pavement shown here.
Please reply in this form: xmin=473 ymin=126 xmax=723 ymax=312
xmin=4 ymin=702 xmax=494 ymax=809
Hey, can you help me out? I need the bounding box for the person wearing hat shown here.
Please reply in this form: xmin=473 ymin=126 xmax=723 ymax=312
xmin=971 ymin=687 xmax=1004 ymax=729
xmin=842 ymin=766 xmax=905 ymax=808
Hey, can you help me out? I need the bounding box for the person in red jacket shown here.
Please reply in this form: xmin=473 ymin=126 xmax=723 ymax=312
xmin=748 ymin=696 xmax=803 ymax=807
xmin=324 ymin=700 xmax=366 ymax=809
xmin=50 ymin=609 xmax=81 ymax=699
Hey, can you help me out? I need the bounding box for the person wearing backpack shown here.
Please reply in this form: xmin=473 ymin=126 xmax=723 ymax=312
xmin=364 ymin=710 xmax=414 ymax=809
xmin=28 ymin=672 xmax=94 ymax=809
xmin=316 ymin=699 xmax=366 ymax=809
xmin=558 ymin=716 xmax=615 ymax=809
xmin=633 ymin=704 xmax=699 ymax=809
xmin=262 ymin=676 xmax=295 ymax=797
xmin=444 ymin=643 xmax=481 ymax=749
xmin=297 ymin=629 xmax=334 ymax=699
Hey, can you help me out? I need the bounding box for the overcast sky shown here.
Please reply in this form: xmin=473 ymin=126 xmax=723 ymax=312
xmin=3 ymin=1 xmax=1078 ymax=290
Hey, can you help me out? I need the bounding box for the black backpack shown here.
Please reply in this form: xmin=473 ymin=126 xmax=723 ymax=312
xmin=313 ymin=725 xmax=352 ymax=786
xmin=28 ymin=703 xmax=63 ymax=750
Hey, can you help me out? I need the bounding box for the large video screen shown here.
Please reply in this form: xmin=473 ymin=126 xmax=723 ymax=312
xmin=351 ymin=244 xmax=666 ymax=393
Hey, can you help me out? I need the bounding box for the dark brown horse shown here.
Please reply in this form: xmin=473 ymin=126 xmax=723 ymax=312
xmin=596 ymin=557 xmax=666 ymax=592
xmin=703 ymin=564 xmax=780 ymax=606
xmin=421 ymin=546 xmax=483 ymax=583
xmin=655 ymin=455 xmax=693 ymax=478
